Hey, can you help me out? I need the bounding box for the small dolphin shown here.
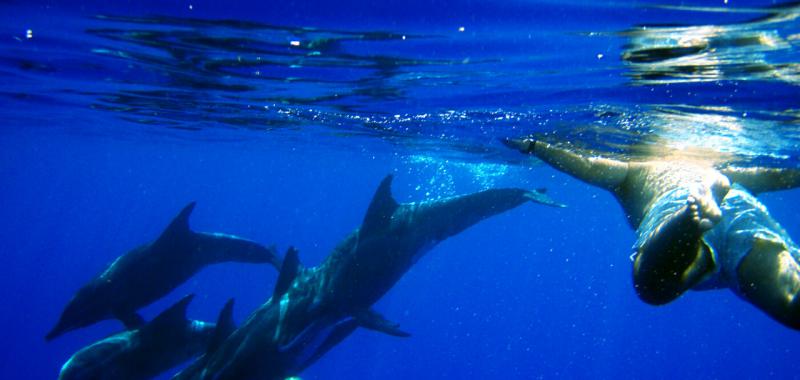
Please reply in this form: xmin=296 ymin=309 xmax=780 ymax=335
xmin=58 ymin=294 xmax=236 ymax=380
xmin=175 ymin=175 xmax=563 ymax=379
xmin=47 ymin=202 xmax=280 ymax=341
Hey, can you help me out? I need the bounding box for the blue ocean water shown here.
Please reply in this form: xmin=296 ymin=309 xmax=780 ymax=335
xmin=1 ymin=0 xmax=800 ymax=378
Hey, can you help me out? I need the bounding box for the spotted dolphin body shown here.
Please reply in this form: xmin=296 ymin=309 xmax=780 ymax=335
xmin=47 ymin=202 xmax=280 ymax=341
xmin=58 ymin=295 xmax=236 ymax=380
xmin=175 ymin=175 xmax=563 ymax=380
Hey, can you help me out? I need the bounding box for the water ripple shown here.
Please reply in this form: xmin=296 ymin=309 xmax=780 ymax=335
xmin=1 ymin=3 xmax=799 ymax=169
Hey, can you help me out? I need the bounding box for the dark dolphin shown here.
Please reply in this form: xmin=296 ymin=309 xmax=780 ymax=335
xmin=175 ymin=175 xmax=563 ymax=379
xmin=58 ymin=294 xmax=236 ymax=380
xmin=46 ymin=202 xmax=280 ymax=341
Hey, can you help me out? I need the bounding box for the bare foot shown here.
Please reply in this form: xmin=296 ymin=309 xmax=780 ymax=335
xmin=687 ymin=182 xmax=723 ymax=231
xmin=634 ymin=190 xmax=718 ymax=304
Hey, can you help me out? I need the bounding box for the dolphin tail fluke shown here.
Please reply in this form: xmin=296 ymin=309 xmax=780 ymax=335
xmin=194 ymin=233 xmax=281 ymax=269
xmin=360 ymin=175 xmax=400 ymax=237
xmin=273 ymin=247 xmax=301 ymax=301
xmin=524 ymin=188 xmax=566 ymax=208
xmin=354 ymin=308 xmax=411 ymax=338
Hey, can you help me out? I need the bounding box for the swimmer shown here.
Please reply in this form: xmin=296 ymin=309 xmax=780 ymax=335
xmin=504 ymin=137 xmax=800 ymax=329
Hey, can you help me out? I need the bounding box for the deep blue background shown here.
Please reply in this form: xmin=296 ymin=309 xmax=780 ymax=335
xmin=2 ymin=127 xmax=800 ymax=379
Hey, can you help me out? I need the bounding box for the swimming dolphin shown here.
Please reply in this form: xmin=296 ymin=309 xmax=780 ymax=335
xmin=174 ymin=175 xmax=563 ymax=379
xmin=46 ymin=202 xmax=280 ymax=341
xmin=58 ymin=294 xmax=236 ymax=380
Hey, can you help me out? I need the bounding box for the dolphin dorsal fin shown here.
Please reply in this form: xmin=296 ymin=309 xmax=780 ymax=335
xmin=150 ymin=294 xmax=194 ymax=329
xmin=353 ymin=308 xmax=410 ymax=338
xmin=273 ymin=247 xmax=301 ymax=300
xmin=360 ymin=175 xmax=399 ymax=237
xmin=208 ymin=298 xmax=235 ymax=354
xmin=156 ymin=202 xmax=197 ymax=245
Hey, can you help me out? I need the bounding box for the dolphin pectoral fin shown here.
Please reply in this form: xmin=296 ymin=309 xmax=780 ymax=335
xmin=280 ymin=317 xmax=360 ymax=374
xmin=46 ymin=318 xmax=73 ymax=341
xmin=524 ymin=189 xmax=566 ymax=208
xmin=354 ymin=309 xmax=411 ymax=338
xmin=273 ymin=247 xmax=301 ymax=301
xmin=45 ymin=324 xmax=63 ymax=341
xmin=115 ymin=310 xmax=146 ymax=330
xmin=155 ymin=202 xmax=196 ymax=246
xmin=360 ymin=175 xmax=400 ymax=237
xmin=303 ymin=318 xmax=360 ymax=369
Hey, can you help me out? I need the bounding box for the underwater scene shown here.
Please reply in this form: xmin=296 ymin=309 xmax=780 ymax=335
xmin=2 ymin=0 xmax=800 ymax=378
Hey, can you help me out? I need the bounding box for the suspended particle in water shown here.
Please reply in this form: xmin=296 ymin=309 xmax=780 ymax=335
xmin=26 ymin=29 xmax=33 ymax=39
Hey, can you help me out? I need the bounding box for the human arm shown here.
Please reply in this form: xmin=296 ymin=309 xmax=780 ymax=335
xmin=503 ymin=138 xmax=629 ymax=190
xmin=719 ymin=166 xmax=800 ymax=195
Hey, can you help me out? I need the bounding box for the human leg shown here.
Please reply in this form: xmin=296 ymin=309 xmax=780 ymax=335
xmin=737 ymin=236 xmax=800 ymax=329
xmin=632 ymin=185 xmax=720 ymax=304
